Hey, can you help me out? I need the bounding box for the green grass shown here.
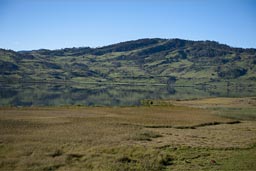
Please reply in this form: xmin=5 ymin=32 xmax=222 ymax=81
xmin=1 ymin=38 xmax=256 ymax=86
xmin=1 ymin=143 xmax=255 ymax=171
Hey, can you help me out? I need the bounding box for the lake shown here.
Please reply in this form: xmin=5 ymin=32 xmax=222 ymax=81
xmin=0 ymin=82 xmax=255 ymax=107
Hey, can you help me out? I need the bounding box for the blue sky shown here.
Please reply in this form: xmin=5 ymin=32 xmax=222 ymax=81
xmin=0 ymin=0 xmax=255 ymax=50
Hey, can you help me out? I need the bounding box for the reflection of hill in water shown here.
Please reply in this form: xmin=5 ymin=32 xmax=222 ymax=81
xmin=0 ymin=83 xmax=256 ymax=107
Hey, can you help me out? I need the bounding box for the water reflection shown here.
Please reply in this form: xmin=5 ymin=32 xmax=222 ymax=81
xmin=0 ymin=83 xmax=255 ymax=107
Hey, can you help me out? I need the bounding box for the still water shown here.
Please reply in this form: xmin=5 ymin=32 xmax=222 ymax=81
xmin=0 ymin=82 xmax=255 ymax=107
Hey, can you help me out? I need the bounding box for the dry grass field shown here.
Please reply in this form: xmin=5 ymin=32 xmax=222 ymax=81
xmin=0 ymin=97 xmax=256 ymax=170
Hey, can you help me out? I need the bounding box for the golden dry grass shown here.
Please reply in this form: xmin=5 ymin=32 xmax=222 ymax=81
xmin=0 ymin=98 xmax=256 ymax=170
xmin=171 ymin=97 xmax=256 ymax=108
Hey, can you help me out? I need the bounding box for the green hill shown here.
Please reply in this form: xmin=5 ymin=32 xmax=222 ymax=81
xmin=1 ymin=38 xmax=256 ymax=86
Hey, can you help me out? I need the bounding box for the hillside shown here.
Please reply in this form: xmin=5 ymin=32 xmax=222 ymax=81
xmin=1 ymin=38 xmax=256 ymax=86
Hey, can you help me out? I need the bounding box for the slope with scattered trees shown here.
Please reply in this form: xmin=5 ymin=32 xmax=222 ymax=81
xmin=0 ymin=38 xmax=255 ymax=85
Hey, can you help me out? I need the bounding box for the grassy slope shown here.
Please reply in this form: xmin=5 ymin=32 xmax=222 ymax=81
xmin=1 ymin=38 xmax=256 ymax=85
xmin=0 ymin=97 xmax=256 ymax=171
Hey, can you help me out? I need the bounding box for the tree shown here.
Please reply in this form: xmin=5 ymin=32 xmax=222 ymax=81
xmin=167 ymin=76 xmax=177 ymax=86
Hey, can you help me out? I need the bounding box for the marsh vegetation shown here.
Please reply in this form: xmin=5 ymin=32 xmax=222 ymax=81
xmin=1 ymin=97 xmax=256 ymax=170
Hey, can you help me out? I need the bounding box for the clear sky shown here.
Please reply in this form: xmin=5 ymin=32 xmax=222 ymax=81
xmin=0 ymin=0 xmax=255 ymax=51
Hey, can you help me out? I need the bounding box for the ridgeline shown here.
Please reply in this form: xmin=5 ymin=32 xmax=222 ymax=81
xmin=1 ymin=38 xmax=256 ymax=85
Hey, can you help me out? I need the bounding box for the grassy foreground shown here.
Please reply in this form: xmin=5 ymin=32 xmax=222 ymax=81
xmin=0 ymin=97 xmax=256 ymax=171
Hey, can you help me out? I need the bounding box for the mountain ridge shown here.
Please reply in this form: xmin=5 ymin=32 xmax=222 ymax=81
xmin=5 ymin=38 xmax=256 ymax=52
xmin=1 ymin=38 xmax=256 ymax=85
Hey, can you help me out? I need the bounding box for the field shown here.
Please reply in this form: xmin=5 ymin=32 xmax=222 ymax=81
xmin=0 ymin=97 xmax=256 ymax=171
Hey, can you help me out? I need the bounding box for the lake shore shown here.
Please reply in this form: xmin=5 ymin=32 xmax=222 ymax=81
xmin=1 ymin=97 xmax=256 ymax=170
